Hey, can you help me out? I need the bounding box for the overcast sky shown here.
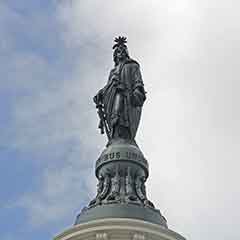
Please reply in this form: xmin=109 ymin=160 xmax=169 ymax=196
xmin=1 ymin=1 xmax=240 ymax=239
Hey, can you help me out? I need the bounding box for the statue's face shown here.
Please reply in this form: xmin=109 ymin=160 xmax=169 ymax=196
xmin=114 ymin=46 xmax=128 ymax=63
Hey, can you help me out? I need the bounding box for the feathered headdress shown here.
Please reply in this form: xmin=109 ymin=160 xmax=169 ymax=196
xmin=112 ymin=36 xmax=127 ymax=49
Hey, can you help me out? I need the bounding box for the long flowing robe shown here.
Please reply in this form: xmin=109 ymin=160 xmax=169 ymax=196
xmin=101 ymin=59 xmax=146 ymax=140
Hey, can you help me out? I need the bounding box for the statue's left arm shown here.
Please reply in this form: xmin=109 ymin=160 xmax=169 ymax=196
xmin=131 ymin=63 xmax=146 ymax=107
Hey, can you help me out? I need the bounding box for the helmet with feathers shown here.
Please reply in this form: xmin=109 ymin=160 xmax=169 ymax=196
xmin=113 ymin=36 xmax=130 ymax=65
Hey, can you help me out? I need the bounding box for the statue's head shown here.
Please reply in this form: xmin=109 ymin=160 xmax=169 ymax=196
xmin=113 ymin=36 xmax=129 ymax=65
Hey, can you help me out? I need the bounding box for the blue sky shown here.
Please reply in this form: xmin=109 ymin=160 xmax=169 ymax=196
xmin=1 ymin=1 xmax=240 ymax=240
xmin=1 ymin=1 xmax=87 ymax=239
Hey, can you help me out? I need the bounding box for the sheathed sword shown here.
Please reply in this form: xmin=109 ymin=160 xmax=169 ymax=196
xmin=96 ymin=102 xmax=110 ymax=140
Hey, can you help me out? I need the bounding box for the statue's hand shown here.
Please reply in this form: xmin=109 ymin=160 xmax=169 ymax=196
xmin=132 ymin=88 xmax=146 ymax=107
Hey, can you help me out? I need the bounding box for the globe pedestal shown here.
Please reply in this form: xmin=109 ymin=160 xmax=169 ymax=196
xmin=54 ymin=218 xmax=185 ymax=240
xmin=75 ymin=140 xmax=167 ymax=228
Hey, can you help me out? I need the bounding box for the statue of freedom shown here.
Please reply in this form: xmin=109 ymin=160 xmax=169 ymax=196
xmin=94 ymin=37 xmax=146 ymax=144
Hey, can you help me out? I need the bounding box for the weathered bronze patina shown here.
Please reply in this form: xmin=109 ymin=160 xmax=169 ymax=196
xmin=94 ymin=36 xmax=146 ymax=143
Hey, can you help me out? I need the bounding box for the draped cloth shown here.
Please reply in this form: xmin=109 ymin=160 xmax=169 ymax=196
xmin=101 ymin=59 xmax=146 ymax=140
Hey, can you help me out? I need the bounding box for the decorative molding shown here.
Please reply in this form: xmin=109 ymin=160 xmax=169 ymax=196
xmin=133 ymin=233 xmax=145 ymax=240
xmin=55 ymin=218 xmax=185 ymax=240
xmin=96 ymin=232 xmax=108 ymax=240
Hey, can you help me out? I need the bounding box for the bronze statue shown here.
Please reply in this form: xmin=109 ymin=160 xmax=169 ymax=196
xmin=94 ymin=37 xmax=146 ymax=142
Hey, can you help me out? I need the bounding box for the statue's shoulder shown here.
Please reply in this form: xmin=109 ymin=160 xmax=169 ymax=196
xmin=125 ymin=58 xmax=140 ymax=71
xmin=125 ymin=58 xmax=139 ymax=66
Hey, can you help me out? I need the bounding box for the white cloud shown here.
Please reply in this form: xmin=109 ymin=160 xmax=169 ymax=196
xmin=19 ymin=161 xmax=96 ymax=226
